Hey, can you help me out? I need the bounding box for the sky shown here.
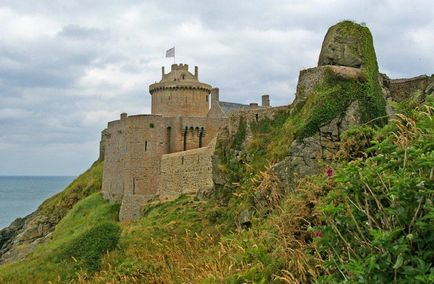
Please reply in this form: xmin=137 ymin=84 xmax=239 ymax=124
xmin=0 ymin=0 xmax=433 ymax=176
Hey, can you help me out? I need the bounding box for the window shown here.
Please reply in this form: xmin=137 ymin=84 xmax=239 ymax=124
xmin=149 ymin=123 xmax=154 ymax=128
xmin=167 ymin=127 xmax=171 ymax=153
xmin=132 ymin=178 xmax=136 ymax=194
xmin=145 ymin=141 xmax=148 ymax=152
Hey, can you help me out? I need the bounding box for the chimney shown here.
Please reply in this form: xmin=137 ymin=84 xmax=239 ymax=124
xmin=194 ymin=66 xmax=198 ymax=79
xmin=120 ymin=112 xmax=128 ymax=120
xmin=262 ymin=95 xmax=270 ymax=107
xmin=211 ymin=88 xmax=219 ymax=107
xmin=162 ymin=66 xmax=165 ymax=77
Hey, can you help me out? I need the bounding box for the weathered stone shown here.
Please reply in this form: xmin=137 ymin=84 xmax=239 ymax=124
xmin=238 ymin=209 xmax=254 ymax=229
xmin=274 ymin=100 xmax=365 ymax=189
xmin=389 ymin=75 xmax=434 ymax=102
xmin=291 ymin=65 xmax=362 ymax=114
xmin=0 ymin=211 xmax=58 ymax=264
xmin=318 ymin=21 xmax=367 ymax=68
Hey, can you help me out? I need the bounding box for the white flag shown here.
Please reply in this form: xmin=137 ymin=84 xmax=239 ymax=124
xmin=166 ymin=47 xmax=175 ymax=58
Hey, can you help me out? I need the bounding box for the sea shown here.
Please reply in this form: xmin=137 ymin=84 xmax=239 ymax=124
xmin=0 ymin=176 xmax=75 ymax=229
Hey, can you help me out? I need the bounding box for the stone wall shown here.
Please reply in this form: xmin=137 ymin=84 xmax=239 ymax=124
xmin=389 ymin=75 xmax=433 ymax=102
xmin=227 ymin=105 xmax=289 ymax=136
xmin=158 ymin=139 xmax=216 ymax=201
xmin=119 ymin=194 xmax=154 ymax=222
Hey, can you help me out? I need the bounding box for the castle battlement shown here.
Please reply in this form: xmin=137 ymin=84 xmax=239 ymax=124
xmin=170 ymin=63 xmax=189 ymax=71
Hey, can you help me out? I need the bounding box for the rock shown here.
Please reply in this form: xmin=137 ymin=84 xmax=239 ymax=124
xmin=238 ymin=209 xmax=254 ymax=229
xmin=318 ymin=21 xmax=369 ymax=68
xmin=0 ymin=211 xmax=58 ymax=264
xmin=0 ymin=217 xmax=26 ymax=251
xmin=274 ymin=100 xmax=364 ymax=189
xmin=291 ymin=65 xmax=362 ymax=115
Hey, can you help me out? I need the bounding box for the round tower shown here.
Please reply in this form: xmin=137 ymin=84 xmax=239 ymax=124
xmin=149 ymin=64 xmax=212 ymax=117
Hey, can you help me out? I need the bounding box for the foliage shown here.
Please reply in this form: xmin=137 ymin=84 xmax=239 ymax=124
xmin=316 ymin=98 xmax=434 ymax=283
xmin=61 ymin=222 xmax=120 ymax=272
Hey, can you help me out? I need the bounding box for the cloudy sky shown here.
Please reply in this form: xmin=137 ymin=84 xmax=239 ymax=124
xmin=0 ymin=0 xmax=433 ymax=176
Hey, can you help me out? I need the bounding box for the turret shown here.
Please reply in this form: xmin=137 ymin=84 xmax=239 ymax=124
xmin=262 ymin=95 xmax=270 ymax=107
xmin=149 ymin=64 xmax=212 ymax=117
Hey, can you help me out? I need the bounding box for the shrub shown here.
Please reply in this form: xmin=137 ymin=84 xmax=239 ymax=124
xmin=317 ymin=100 xmax=434 ymax=282
xmin=62 ymin=222 xmax=120 ymax=272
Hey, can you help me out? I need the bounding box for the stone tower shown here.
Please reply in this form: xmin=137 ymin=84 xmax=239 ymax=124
xmin=149 ymin=64 xmax=212 ymax=117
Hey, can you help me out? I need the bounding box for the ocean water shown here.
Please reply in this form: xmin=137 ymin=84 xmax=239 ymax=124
xmin=0 ymin=176 xmax=75 ymax=229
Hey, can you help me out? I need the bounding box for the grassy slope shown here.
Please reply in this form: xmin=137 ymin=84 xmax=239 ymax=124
xmin=0 ymin=193 xmax=119 ymax=283
xmin=0 ymin=160 xmax=121 ymax=284
xmin=38 ymin=160 xmax=104 ymax=223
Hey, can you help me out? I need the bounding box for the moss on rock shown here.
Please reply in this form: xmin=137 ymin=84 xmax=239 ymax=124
xmin=297 ymin=21 xmax=387 ymax=139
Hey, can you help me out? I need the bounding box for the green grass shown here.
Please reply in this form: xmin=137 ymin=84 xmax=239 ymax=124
xmin=0 ymin=193 xmax=120 ymax=283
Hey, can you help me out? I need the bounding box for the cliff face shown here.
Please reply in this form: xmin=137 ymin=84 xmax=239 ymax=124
xmin=0 ymin=161 xmax=103 ymax=264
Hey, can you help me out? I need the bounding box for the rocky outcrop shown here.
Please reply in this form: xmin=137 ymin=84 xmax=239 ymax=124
xmin=274 ymin=100 xmax=362 ymax=189
xmin=0 ymin=212 xmax=56 ymax=264
xmin=318 ymin=21 xmax=367 ymax=68
xmin=256 ymin=21 xmax=387 ymax=198
xmin=291 ymin=65 xmax=362 ymax=114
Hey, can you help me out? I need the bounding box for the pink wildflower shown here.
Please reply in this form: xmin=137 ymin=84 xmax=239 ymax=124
xmin=313 ymin=231 xmax=323 ymax=238
xmin=326 ymin=168 xmax=334 ymax=177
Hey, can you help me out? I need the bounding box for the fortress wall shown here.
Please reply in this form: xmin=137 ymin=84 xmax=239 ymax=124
xmin=151 ymin=89 xmax=210 ymax=117
xmin=102 ymin=115 xmax=171 ymax=202
xmin=119 ymin=194 xmax=154 ymax=221
xmin=158 ymin=139 xmax=216 ymax=201
xmin=389 ymin=75 xmax=433 ymax=102
xmin=181 ymin=117 xmax=227 ymax=151
xmin=227 ymin=106 xmax=289 ymax=135
xmin=102 ymin=120 xmax=125 ymax=202
xmin=122 ymin=115 xmax=169 ymax=196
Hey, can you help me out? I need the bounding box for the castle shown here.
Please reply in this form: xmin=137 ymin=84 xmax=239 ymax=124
xmin=100 ymin=63 xmax=278 ymax=220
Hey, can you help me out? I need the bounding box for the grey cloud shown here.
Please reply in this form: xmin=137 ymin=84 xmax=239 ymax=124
xmin=58 ymin=25 xmax=109 ymax=41
xmin=0 ymin=0 xmax=433 ymax=175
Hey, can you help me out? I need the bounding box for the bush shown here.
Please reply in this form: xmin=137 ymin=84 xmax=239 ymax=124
xmin=317 ymin=100 xmax=434 ymax=282
xmin=62 ymin=222 xmax=120 ymax=272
